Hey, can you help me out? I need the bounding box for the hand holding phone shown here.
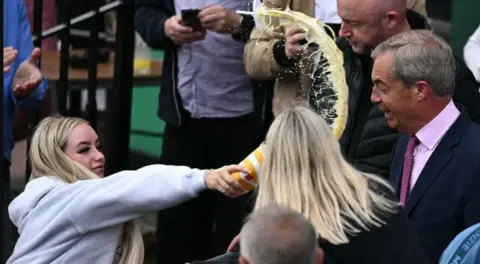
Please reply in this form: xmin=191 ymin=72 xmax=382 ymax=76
xmin=164 ymin=15 xmax=205 ymax=45
xmin=181 ymin=9 xmax=205 ymax=31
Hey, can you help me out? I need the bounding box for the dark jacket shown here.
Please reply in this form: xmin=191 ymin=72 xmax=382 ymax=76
xmin=320 ymin=209 xmax=430 ymax=264
xmin=193 ymin=186 xmax=430 ymax=264
xmin=134 ymin=0 xmax=273 ymax=132
xmin=338 ymin=10 xmax=480 ymax=179
xmin=390 ymin=109 xmax=480 ymax=263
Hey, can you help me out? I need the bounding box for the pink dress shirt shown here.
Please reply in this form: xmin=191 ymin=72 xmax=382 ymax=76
xmin=410 ymin=100 xmax=460 ymax=191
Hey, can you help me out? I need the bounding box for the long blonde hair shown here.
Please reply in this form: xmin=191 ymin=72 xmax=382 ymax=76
xmin=254 ymin=105 xmax=398 ymax=244
xmin=29 ymin=116 xmax=144 ymax=264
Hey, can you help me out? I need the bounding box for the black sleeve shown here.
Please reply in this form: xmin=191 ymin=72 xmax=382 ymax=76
xmin=232 ymin=15 xmax=256 ymax=43
xmin=453 ymin=58 xmax=480 ymax=124
xmin=272 ymin=39 xmax=298 ymax=68
xmin=134 ymin=0 xmax=175 ymax=50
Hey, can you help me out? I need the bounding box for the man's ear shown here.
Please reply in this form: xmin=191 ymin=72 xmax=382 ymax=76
xmin=316 ymin=248 xmax=325 ymax=264
xmin=239 ymin=255 xmax=250 ymax=264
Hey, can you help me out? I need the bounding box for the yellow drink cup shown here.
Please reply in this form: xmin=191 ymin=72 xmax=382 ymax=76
xmin=231 ymin=144 xmax=265 ymax=193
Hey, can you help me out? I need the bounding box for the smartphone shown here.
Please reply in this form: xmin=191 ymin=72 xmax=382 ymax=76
xmin=181 ymin=9 xmax=204 ymax=31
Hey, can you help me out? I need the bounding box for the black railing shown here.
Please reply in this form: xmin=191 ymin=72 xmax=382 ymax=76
xmin=1 ymin=0 xmax=135 ymax=260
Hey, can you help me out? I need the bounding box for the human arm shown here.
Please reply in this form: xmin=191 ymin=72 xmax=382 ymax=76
xmin=244 ymin=0 xmax=303 ymax=80
xmin=464 ymin=25 xmax=480 ymax=83
xmin=67 ymin=164 xmax=246 ymax=234
xmin=11 ymin=0 xmax=48 ymax=111
xmin=134 ymin=0 xmax=173 ymax=50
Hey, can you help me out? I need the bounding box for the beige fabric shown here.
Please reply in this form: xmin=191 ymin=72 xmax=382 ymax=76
xmin=244 ymin=0 xmax=314 ymax=116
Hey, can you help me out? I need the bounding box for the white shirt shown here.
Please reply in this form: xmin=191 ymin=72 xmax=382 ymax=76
xmin=410 ymin=100 xmax=460 ymax=190
xmin=315 ymin=0 xmax=341 ymax=24
xmin=464 ymin=25 xmax=480 ymax=83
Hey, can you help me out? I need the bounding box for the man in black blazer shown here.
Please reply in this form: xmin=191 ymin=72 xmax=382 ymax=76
xmin=369 ymin=30 xmax=480 ymax=263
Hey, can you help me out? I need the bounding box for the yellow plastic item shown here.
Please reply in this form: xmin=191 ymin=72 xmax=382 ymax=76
xmin=134 ymin=59 xmax=152 ymax=74
xmin=255 ymin=5 xmax=348 ymax=140
xmin=231 ymin=144 xmax=264 ymax=193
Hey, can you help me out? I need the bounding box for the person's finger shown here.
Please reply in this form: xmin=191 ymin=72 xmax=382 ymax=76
xmin=285 ymin=27 xmax=303 ymax=37
xmin=221 ymin=171 xmax=245 ymax=193
xmin=216 ymin=184 xmax=233 ymax=198
xmin=289 ymin=32 xmax=307 ymax=44
xmin=198 ymin=5 xmax=219 ymax=18
xmin=172 ymin=20 xmax=194 ymax=34
xmin=217 ymin=176 xmax=233 ymax=193
xmin=4 ymin=47 xmax=14 ymax=52
xmin=4 ymin=49 xmax=17 ymax=57
xmin=28 ymin=48 xmax=41 ymax=64
xmin=199 ymin=13 xmax=222 ymax=24
xmin=13 ymin=84 xmax=26 ymax=94
xmin=172 ymin=32 xmax=204 ymax=45
xmin=4 ymin=66 xmax=10 ymax=74
xmin=225 ymin=164 xmax=250 ymax=174
xmin=218 ymin=176 xmax=240 ymax=197
xmin=4 ymin=51 xmax=17 ymax=65
xmin=227 ymin=235 xmax=241 ymax=252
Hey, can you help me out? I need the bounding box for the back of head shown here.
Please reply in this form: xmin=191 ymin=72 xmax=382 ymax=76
xmin=255 ymin=105 xmax=397 ymax=244
xmin=240 ymin=205 xmax=319 ymax=264
xmin=29 ymin=116 xmax=99 ymax=183
xmin=371 ymin=29 xmax=456 ymax=98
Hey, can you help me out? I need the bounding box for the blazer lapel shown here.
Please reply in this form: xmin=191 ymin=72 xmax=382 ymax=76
xmin=405 ymin=112 xmax=469 ymax=215
xmin=405 ymin=145 xmax=452 ymax=215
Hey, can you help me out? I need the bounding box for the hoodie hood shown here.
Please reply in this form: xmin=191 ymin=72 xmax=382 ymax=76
xmin=9 ymin=177 xmax=64 ymax=230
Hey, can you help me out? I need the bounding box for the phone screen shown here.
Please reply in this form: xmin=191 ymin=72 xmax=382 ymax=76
xmin=181 ymin=9 xmax=204 ymax=31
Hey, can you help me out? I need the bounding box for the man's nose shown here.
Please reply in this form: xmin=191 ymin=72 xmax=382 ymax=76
xmin=339 ymin=23 xmax=350 ymax=38
xmin=370 ymin=88 xmax=381 ymax=104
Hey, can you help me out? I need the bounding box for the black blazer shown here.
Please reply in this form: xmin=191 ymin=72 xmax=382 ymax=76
xmin=197 ymin=183 xmax=430 ymax=264
xmin=320 ymin=185 xmax=430 ymax=264
xmin=390 ymin=110 xmax=480 ymax=263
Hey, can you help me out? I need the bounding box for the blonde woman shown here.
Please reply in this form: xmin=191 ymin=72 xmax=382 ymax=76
xmin=223 ymin=105 xmax=429 ymax=264
xmin=7 ymin=116 xmax=247 ymax=264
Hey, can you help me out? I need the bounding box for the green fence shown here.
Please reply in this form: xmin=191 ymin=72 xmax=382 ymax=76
xmin=129 ymin=50 xmax=165 ymax=157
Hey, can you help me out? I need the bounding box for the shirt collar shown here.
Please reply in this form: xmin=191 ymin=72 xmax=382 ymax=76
xmin=415 ymin=100 xmax=460 ymax=150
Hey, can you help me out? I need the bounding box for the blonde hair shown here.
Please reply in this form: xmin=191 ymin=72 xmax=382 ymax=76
xmin=254 ymin=105 xmax=398 ymax=244
xmin=29 ymin=116 xmax=144 ymax=264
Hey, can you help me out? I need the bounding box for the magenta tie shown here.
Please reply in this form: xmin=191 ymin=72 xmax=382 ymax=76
xmin=400 ymin=136 xmax=419 ymax=207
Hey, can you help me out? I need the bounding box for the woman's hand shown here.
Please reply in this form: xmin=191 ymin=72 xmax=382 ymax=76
xmin=205 ymin=165 xmax=248 ymax=197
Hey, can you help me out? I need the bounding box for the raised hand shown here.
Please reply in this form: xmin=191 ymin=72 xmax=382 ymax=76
xmin=284 ymin=27 xmax=306 ymax=60
xmin=164 ymin=16 xmax=206 ymax=45
xmin=4 ymin=47 xmax=18 ymax=74
xmin=12 ymin=47 xmax=43 ymax=98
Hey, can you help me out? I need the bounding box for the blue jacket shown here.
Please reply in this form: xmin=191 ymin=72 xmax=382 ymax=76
xmin=3 ymin=0 xmax=48 ymax=162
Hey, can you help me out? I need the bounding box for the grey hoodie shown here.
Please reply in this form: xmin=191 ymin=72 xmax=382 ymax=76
xmin=7 ymin=165 xmax=207 ymax=264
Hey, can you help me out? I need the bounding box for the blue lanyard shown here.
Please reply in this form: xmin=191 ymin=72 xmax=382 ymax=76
xmin=446 ymin=225 xmax=480 ymax=264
